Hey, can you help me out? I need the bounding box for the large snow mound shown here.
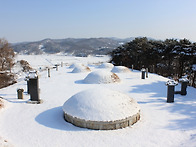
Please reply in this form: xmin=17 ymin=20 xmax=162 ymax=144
xmin=83 ymin=70 xmax=120 ymax=84
xmin=98 ymin=63 xmax=114 ymax=69
xmin=71 ymin=65 xmax=91 ymax=73
xmin=111 ymin=66 xmax=131 ymax=73
xmin=63 ymin=87 xmax=140 ymax=121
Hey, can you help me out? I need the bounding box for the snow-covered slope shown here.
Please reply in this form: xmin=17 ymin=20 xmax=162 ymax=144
xmin=0 ymin=55 xmax=196 ymax=147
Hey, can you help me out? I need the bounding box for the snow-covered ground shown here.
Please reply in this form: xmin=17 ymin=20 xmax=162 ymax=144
xmin=0 ymin=54 xmax=196 ymax=147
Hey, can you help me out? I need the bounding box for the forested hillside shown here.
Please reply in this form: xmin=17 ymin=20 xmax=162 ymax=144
xmin=110 ymin=37 xmax=196 ymax=87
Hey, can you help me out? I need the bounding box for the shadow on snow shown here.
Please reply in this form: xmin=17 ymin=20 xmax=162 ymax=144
xmin=35 ymin=106 xmax=90 ymax=131
xmin=129 ymin=81 xmax=196 ymax=130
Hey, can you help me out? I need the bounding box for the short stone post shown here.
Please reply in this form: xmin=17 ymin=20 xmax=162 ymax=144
xmin=48 ymin=68 xmax=50 ymax=77
xmin=146 ymin=68 xmax=148 ymax=78
xmin=141 ymin=68 xmax=146 ymax=79
xmin=179 ymin=78 xmax=189 ymax=95
xmin=55 ymin=64 xmax=59 ymax=71
xmin=132 ymin=65 xmax=134 ymax=71
xmin=61 ymin=62 xmax=63 ymax=67
xmin=17 ymin=88 xmax=24 ymax=99
xmin=166 ymin=80 xmax=178 ymax=103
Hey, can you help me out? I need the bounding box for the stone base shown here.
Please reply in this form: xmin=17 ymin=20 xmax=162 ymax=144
xmin=27 ymin=99 xmax=43 ymax=104
xmin=64 ymin=111 xmax=140 ymax=130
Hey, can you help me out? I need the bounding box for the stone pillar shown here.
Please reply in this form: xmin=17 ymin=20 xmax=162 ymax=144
xmin=179 ymin=78 xmax=189 ymax=95
xmin=146 ymin=68 xmax=148 ymax=78
xmin=141 ymin=68 xmax=146 ymax=79
xmin=48 ymin=68 xmax=50 ymax=77
xmin=132 ymin=65 xmax=134 ymax=71
xmin=55 ymin=64 xmax=59 ymax=71
xmin=29 ymin=78 xmax=39 ymax=101
xmin=27 ymin=71 xmax=42 ymax=104
xmin=61 ymin=62 xmax=63 ymax=67
xmin=17 ymin=89 xmax=24 ymax=99
xmin=167 ymin=85 xmax=175 ymax=103
xmin=166 ymin=80 xmax=178 ymax=103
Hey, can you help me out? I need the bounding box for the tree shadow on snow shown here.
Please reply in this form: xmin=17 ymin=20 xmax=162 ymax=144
xmin=35 ymin=106 xmax=90 ymax=131
xmin=129 ymin=81 xmax=167 ymax=101
xmin=164 ymin=94 xmax=196 ymax=130
xmin=130 ymin=81 xmax=196 ymax=130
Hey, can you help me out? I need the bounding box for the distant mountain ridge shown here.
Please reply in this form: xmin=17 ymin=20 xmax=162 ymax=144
xmin=12 ymin=37 xmax=134 ymax=56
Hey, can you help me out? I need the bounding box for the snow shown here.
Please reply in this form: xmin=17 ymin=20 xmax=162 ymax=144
xmin=71 ymin=65 xmax=91 ymax=73
xmin=83 ymin=70 xmax=120 ymax=84
xmin=69 ymin=63 xmax=84 ymax=69
xmin=98 ymin=62 xmax=114 ymax=69
xmin=166 ymin=80 xmax=178 ymax=86
xmin=0 ymin=54 xmax=196 ymax=147
xmin=111 ymin=66 xmax=131 ymax=73
xmin=63 ymin=87 xmax=140 ymax=121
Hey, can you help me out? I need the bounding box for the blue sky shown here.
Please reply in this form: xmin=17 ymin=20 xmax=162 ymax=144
xmin=1 ymin=0 xmax=196 ymax=43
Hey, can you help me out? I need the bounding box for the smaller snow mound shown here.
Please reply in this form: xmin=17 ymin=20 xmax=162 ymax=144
xmin=98 ymin=63 xmax=114 ymax=69
xmin=83 ymin=70 xmax=120 ymax=84
xmin=71 ymin=65 xmax=91 ymax=73
xmin=111 ymin=66 xmax=131 ymax=73
xmin=69 ymin=63 xmax=84 ymax=69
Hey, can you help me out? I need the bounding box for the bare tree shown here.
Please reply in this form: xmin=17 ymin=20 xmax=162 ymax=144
xmin=0 ymin=38 xmax=15 ymax=72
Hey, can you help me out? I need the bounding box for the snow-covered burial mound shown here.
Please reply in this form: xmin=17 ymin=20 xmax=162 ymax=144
xmin=71 ymin=65 xmax=91 ymax=73
xmin=111 ymin=66 xmax=131 ymax=73
xmin=98 ymin=63 xmax=114 ymax=69
xmin=63 ymin=88 xmax=140 ymax=130
xmin=83 ymin=70 xmax=120 ymax=84
xmin=69 ymin=63 xmax=84 ymax=69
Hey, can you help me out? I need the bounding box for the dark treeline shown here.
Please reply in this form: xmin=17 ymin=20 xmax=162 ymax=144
xmin=110 ymin=37 xmax=196 ymax=87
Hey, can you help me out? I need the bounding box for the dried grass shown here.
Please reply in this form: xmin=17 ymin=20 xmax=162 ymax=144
xmin=0 ymin=73 xmax=17 ymax=89
xmin=0 ymin=99 xmax=4 ymax=109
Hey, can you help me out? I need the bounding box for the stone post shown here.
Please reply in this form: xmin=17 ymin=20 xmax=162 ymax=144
xmin=55 ymin=64 xmax=59 ymax=71
xmin=146 ymin=68 xmax=148 ymax=78
xmin=166 ymin=80 xmax=178 ymax=103
xmin=17 ymin=88 xmax=24 ymax=99
xmin=179 ymin=78 xmax=189 ymax=95
xmin=27 ymin=71 xmax=42 ymax=104
xmin=141 ymin=68 xmax=146 ymax=79
xmin=48 ymin=68 xmax=50 ymax=77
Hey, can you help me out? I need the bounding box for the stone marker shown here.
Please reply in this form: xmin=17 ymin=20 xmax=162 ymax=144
xmin=48 ymin=68 xmax=50 ymax=77
xmin=27 ymin=71 xmax=43 ymax=104
xmin=141 ymin=68 xmax=146 ymax=79
xmin=17 ymin=88 xmax=24 ymax=99
xmin=146 ymin=68 xmax=148 ymax=78
xmin=179 ymin=77 xmax=189 ymax=95
xmin=166 ymin=80 xmax=178 ymax=103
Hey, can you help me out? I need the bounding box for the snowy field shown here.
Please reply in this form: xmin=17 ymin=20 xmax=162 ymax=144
xmin=0 ymin=54 xmax=196 ymax=147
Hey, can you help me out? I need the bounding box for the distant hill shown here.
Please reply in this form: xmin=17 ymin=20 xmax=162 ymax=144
xmin=12 ymin=37 xmax=134 ymax=56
